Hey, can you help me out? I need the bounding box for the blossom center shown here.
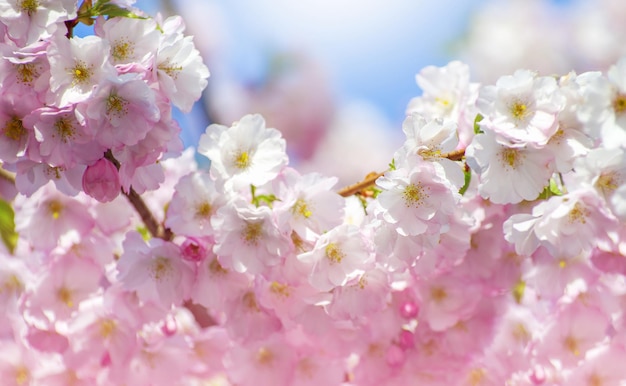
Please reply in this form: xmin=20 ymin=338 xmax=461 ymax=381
xmin=4 ymin=117 xmax=26 ymax=141
xmin=430 ymin=286 xmax=447 ymax=303
xmin=48 ymin=200 xmax=63 ymax=219
xmin=613 ymin=93 xmax=626 ymax=115
xmin=111 ymin=39 xmax=134 ymax=62
xmin=499 ymin=148 xmax=523 ymax=169
xmin=509 ymin=100 xmax=530 ymax=121
xmin=15 ymin=366 xmax=29 ymax=385
xmin=325 ymin=242 xmax=344 ymax=264
xmin=16 ymin=63 xmax=39 ymax=85
xmin=467 ymin=368 xmax=486 ymax=386
xmin=563 ymin=335 xmax=580 ymax=356
xmin=242 ymin=291 xmax=260 ymax=312
xmin=595 ymin=171 xmax=620 ymax=194
xmin=195 ymin=201 xmax=212 ymax=219
xmin=208 ymin=258 xmax=228 ymax=275
xmin=19 ymin=0 xmax=38 ymax=15
xmin=568 ymin=202 xmax=589 ymax=224
xmin=99 ymin=319 xmax=117 ymax=338
xmin=54 ymin=117 xmax=75 ymax=143
xmin=57 ymin=286 xmax=74 ymax=308
xmin=106 ymin=93 xmax=128 ymax=117
xmin=256 ymin=347 xmax=274 ymax=365
xmin=149 ymin=257 xmax=172 ymax=281
xmin=70 ymin=61 xmax=93 ymax=86
xmin=403 ymin=183 xmax=426 ymax=208
xmin=269 ymin=281 xmax=290 ymax=298
xmin=292 ymin=198 xmax=312 ymax=218
xmin=241 ymin=221 xmax=263 ymax=245
xmin=233 ymin=150 xmax=251 ymax=170
xmin=158 ymin=61 xmax=183 ymax=80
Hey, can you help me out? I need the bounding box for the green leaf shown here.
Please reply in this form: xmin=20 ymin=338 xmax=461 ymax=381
xmin=0 ymin=199 xmax=18 ymax=254
xmin=459 ymin=167 xmax=472 ymax=195
xmin=537 ymin=178 xmax=563 ymax=200
xmin=96 ymin=3 xmax=146 ymax=19
xmin=136 ymin=226 xmax=151 ymax=241
xmin=388 ymin=158 xmax=396 ymax=171
xmin=473 ymin=113 xmax=484 ymax=134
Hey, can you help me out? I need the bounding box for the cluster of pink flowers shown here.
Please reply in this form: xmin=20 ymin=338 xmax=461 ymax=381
xmin=0 ymin=0 xmax=209 ymax=201
xmin=1 ymin=1 xmax=626 ymax=385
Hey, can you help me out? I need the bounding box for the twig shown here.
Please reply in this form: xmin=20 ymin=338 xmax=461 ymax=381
xmin=0 ymin=167 xmax=16 ymax=185
xmin=338 ymin=171 xmax=385 ymax=197
xmin=337 ymin=148 xmax=466 ymax=197
xmin=104 ymin=151 xmax=172 ymax=241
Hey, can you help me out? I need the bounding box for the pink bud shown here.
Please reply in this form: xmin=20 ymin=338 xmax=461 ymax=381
xmin=398 ymin=330 xmax=415 ymax=350
xmin=529 ymin=365 xmax=546 ymax=384
xmin=181 ymin=237 xmax=208 ymax=262
xmin=82 ymin=158 xmax=121 ymax=202
xmin=399 ymin=301 xmax=419 ymax=319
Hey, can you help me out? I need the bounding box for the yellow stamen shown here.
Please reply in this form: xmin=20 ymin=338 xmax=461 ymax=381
xmin=241 ymin=221 xmax=263 ymax=245
xmin=325 ymin=242 xmax=344 ymax=264
xmin=403 ymin=183 xmax=427 ymax=208
xmin=4 ymin=117 xmax=26 ymax=141
xmin=292 ymin=198 xmax=312 ymax=218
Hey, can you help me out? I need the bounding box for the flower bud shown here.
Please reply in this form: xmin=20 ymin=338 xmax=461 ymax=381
xmin=82 ymin=158 xmax=121 ymax=202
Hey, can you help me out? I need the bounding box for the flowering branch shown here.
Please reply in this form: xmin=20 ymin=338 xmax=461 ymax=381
xmin=103 ymin=151 xmax=172 ymax=241
xmin=337 ymin=148 xmax=466 ymax=197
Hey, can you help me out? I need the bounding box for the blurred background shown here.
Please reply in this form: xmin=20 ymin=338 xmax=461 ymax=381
xmin=131 ymin=0 xmax=626 ymax=184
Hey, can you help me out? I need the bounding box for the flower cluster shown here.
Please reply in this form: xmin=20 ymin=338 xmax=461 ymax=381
xmin=0 ymin=0 xmax=209 ymax=201
xmin=1 ymin=2 xmax=626 ymax=386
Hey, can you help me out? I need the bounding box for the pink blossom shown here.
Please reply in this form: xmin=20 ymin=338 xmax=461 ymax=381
xmin=116 ymin=232 xmax=195 ymax=308
xmin=297 ymin=224 xmax=372 ymax=291
xmin=198 ymin=114 xmax=288 ymax=190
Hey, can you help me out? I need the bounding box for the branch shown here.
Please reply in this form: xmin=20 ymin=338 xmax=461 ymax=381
xmin=104 ymin=151 xmax=172 ymax=241
xmin=0 ymin=166 xmax=15 ymax=185
xmin=338 ymin=171 xmax=385 ymax=197
xmin=337 ymin=148 xmax=466 ymax=197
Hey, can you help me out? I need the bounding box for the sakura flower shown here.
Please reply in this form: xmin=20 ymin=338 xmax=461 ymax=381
xmin=154 ymin=20 xmax=210 ymax=112
xmin=406 ymin=60 xmax=479 ymax=146
xmin=395 ymin=114 xmax=464 ymax=188
xmin=198 ymin=114 xmax=288 ymax=190
xmin=75 ymin=74 xmax=160 ymax=148
xmin=23 ymin=105 xmax=103 ymax=168
xmin=273 ymin=168 xmax=344 ymax=241
xmin=0 ymin=41 xmax=49 ymax=103
xmin=539 ymin=301 xmax=610 ymax=366
xmin=563 ymin=344 xmax=626 ymax=386
xmin=27 ymin=254 xmax=102 ymax=321
xmin=0 ymin=0 xmax=77 ymax=47
xmin=466 ymin=132 xmax=554 ymax=204
xmin=0 ymin=97 xmax=39 ymax=163
xmin=504 ymin=188 xmax=618 ymax=258
xmin=297 ymin=223 xmax=372 ymax=291
xmin=165 ymin=171 xmax=225 ymax=237
xmin=14 ymin=184 xmax=95 ymax=250
xmin=47 ymin=33 xmax=115 ymax=107
xmin=327 ymin=268 xmax=389 ymax=321
xmin=577 ymin=57 xmax=626 ymax=148
xmin=14 ymin=160 xmax=84 ymax=197
xmin=477 ymin=69 xmax=565 ymax=147
xmin=225 ymin=333 xmax=295 ymax=386
xmin=116 ymin=232 xmax=194 ymax=308
xmin=95 ymin=16 xmax=160 ymax=68
xmin=191 ymin=254 xmax=251 ymax=312
xmin=416 ymin=271 xmax=483 ymax=331
xmin=572 ymin=147 xmax=626 ymax=220
xmin=212 ymin=198 xmax=291 ymax=275
xmin=375 ymin=160 xmax=458 ymax=237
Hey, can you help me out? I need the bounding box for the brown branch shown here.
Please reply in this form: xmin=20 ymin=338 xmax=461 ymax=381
xmin=338 ymin=171 xmax=385 ymax=197
xmin=337 ymin=148 xmax=466 ymax=197
xmin=104 ymin=150 xmax=172 ymax=241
